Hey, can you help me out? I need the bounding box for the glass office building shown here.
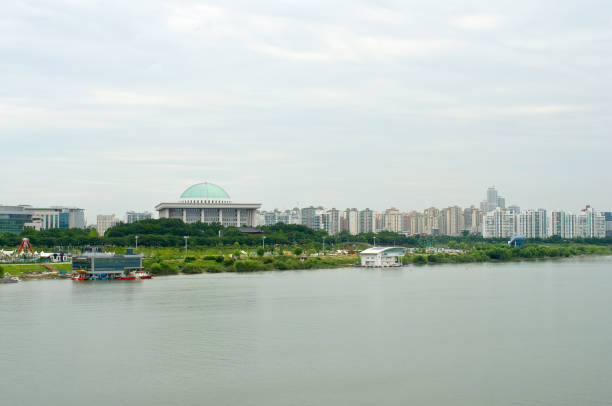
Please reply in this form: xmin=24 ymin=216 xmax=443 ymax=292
xmin=0 ymin=206 xmax=33 ymax=234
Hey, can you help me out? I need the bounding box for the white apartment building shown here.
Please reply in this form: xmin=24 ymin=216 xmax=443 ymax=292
xmin=482 ymin=207 xmax=514 ymax=238
xmin=344 ymin=208 xmax=359 ymax=235
xmin=551 ymin=210 xmax=576 ymax=238
xmin=382 ymin=208 xmax=402 ymax=233
xmin=575 ymin=206 xmax=606 ymax=238
xmin=516 ymin=209 xmax=547 ymax=238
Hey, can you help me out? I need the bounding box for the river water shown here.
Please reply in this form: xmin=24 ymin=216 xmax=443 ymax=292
xmin=1 ymin=257 xmax=612 ymax=406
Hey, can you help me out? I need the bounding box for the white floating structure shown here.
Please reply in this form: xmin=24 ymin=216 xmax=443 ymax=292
xmin=360 ymin=247 xmax=406 ymax=267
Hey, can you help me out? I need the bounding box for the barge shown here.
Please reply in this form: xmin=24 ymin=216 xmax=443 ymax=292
xmin=71 ymin=247 xmax=152 ymax=281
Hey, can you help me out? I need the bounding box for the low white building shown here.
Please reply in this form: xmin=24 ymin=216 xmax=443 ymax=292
xmin=360 ymin=247 xmax=406 ymax=267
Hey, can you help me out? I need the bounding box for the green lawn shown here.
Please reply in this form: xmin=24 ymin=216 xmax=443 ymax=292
xmin=1 ymin=263 xmax=72 ymax=275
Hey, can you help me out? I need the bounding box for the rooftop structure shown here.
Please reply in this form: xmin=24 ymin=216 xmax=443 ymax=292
xmin=155 ymin=182 xmax=261 ymax=227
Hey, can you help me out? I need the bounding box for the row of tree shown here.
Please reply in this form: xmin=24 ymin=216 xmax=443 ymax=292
xmin=0 ymin=219 xmax=611 ymax=249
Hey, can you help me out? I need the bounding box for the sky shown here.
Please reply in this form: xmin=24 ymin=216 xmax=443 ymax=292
xmin=1 ymin=0 xmax=611 ymax=223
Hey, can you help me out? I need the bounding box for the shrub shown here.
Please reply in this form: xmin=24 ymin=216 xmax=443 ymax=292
xmin=263 ymin=257 xmax=274 ymax=264
xmin=257 ymin=247 xmax=264 ymax=257
xmin=0 ymin=265 xmax=4 ymax=278
xmin=223 ymin=258 xmax=235 ymax=266
xmin=412 ymin=255 xmax=427 ymax=265
xmin=293 ymin=247 xmax=303 ymax=256
xmin=215 ymin=256 xmax=224 ymax=263
xmin=182 ymin=263 xmax=203 ymax=274
xmin=184 ymin=256 xmax=197 ymax=263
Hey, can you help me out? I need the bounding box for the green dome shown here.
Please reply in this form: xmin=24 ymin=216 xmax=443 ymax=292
xmin=180 ymin=183 xmax=230 ymax=200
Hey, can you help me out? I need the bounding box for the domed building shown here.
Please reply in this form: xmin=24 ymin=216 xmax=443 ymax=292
xmin=155 ymin=182 xmax=261 ymax=227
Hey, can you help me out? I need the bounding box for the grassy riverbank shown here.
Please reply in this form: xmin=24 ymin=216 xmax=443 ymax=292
xmin=403 ymin=244 xmax=612 ymax=265
xmin=144 ymin=254 xmax=359 ymax=275
xmin=0 ymin=263 xmax=72 ymax=276
xmin=2 ymin=243 xmax=610 ymax=277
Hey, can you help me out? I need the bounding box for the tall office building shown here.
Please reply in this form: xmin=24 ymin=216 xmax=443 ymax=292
xmin=126 ymin=211 xmax=152 ymax=224
xmin=20 ymin=206 xmax=85 ymax=230
xmin=480 ymin=186 xmax=506 ymax=213
xmin=0 ymin=205 xmax=33 ymax=234
xmin=441 ymin=206 xmax=464 ymax=236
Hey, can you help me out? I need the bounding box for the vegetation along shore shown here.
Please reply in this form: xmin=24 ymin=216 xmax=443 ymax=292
xmin=1 ymin=220 xmax=611 ymax=277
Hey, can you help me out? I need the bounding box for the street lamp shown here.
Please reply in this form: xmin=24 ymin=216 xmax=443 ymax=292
xmin=135 ymin=235 xmax=138 ymax=249
xmin=184 ymin=236 xmax=189 ymax=253
xmin=262 ymin=236 xmax=266 ymax=250
xmin=373 ymin=236 xmax=376 ymax=247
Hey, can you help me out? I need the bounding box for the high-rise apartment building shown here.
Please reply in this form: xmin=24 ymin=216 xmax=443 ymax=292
xmin=482 ymin=207 xmax=514 ymax=238
xmin=382 ymin=208 xmax=402 ymax=233
xmin=605 ymin=212 xmax=612 ymax=237
xmin=441 ymin=206 xmax=464 ymax=236
xmin=344 ymin=208 xmax=359 ymax=235
xmin=516 ymin=209 xmax=547 ymax=238
xmin=463 ymin=206 xmax=482 ymax=234
xmin=551 ymin=210 xmax=576 ymax=239
xmin=97 ymin=214 xmax=119 ymax=236
xmin=575 ymin=206 xmax=606 ymax=238
xmin=358 ymin=208 xmax=374 ymax=233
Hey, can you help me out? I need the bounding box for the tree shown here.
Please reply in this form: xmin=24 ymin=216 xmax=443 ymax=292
xmin=257 ymin=247 xmax=264 ymax=257
xmin=293 ymin=247 xmax=303 ymax=256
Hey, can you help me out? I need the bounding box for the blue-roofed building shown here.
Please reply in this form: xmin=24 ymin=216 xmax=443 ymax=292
xmin=155 ymin=182 xmax=261 ymax=227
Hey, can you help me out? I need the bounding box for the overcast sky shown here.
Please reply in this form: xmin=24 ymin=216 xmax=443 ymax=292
xmin=1 ymin=0 xmax=611 ymax=223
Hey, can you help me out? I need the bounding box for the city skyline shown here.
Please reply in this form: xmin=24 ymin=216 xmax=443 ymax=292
xmin=2 ymin=1 xmax=612 ymax=218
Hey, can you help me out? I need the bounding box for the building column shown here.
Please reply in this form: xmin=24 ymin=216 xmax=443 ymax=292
xmin=182 ymin=209 xmax=186 ymax=222
xmin=236 ymin=209 xmax=241 ymax=227
xmin=201 ymin=208 xmax=205 ymax=223
xmin=218 ymin=209 xmax=222 ymax=225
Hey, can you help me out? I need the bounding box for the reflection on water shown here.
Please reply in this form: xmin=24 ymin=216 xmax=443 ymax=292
xmin=1 ymin=257 xmax=612 ymax=406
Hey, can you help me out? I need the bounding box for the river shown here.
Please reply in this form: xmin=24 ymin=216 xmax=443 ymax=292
xmin=1 ymin=257 xmax=611 ymax=406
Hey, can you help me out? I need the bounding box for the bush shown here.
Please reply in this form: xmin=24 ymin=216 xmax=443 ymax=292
xmin=293 ymin=247 xmax=303 ymax=256
xmin=202 ymin=255 xmax=217 ymax=261
xmin=0 ymin=265 xmax=4 ymax=278
xmin=412 ymin=255 xmax=427 ymax=265
xmin=184 ymin=256 xmax=197 ymax=263
xmin=263 ymin=257 xmax=274 ymax=264
xmin=257 ymin=247 xmax=264 ymax=257
xmin=215 ymin=256 xmax=224 ymax=263
xmin=182 ymin=263 xmax=203 ymax=274
xmin=148 ymin=260 xmax=179 ymax=275
xmin=235 ymin=260 xmax=268 ymax=272
xmin=223 ymin=258 xmax=235 ymax=266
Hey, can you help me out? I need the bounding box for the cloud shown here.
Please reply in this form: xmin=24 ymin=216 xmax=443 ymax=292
xmin=439 ymin=105 xmax=579 ymax=118
xmin=453 ymin=15 xmax=501 ymax=30
xmin=251 ymin=43 xmax=328 ymax=61
xmin=91 ymin=90 xmax=179 ymax=106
